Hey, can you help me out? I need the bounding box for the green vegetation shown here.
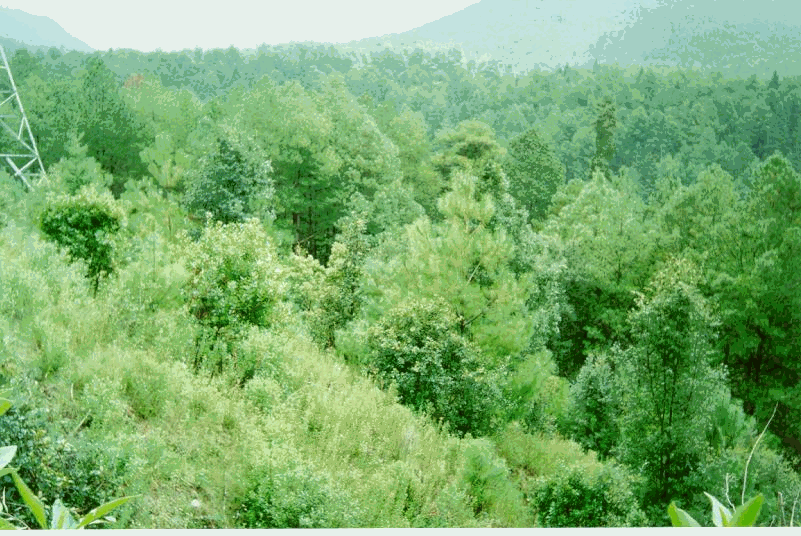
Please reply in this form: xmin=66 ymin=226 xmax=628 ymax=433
xmin=1 ymin=39 xmax=800 ymax=528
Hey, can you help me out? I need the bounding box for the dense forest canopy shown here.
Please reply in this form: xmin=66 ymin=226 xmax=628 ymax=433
xmin=1 ymin=38 xmax=800 ymax=528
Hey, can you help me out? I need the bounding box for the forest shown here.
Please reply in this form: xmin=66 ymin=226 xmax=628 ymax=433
xmin=1 ymin=41 xmax=801 ymax=528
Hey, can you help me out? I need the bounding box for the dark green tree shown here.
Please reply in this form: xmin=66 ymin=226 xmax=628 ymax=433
xmin=79 ymin=56 xmax=150 ymax=187
xmin=592 ymin=96 xmax=618 ymax=177
xmin=614 ymin=258 xmax=726 ymax=516
xmin=39 ymin=187 xmax=126 ymax=294
xmin=182 ymin=137 xmax=273 ymax=225
xmin=505 ymin=127 xmax=565 ymax=220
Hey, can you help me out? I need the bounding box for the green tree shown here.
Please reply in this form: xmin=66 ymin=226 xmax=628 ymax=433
xmin=366 ymin=297 xmax=502 ymax=436
xmin=544 ymin=170 xmax=657 ymax=378
xmin=713 ymin=154 xmax=801 ymax=461
xmin=178 ymin=219 xmax=285 ymax=374
xmin=430 ymin=120 xmax=507 ymax=187
xmin=591 ymin=95 xmax=618 ymax=177
xmin=614 ymin=258 xmax=726 ymax=515
xmin=182 ymin=136 xmax=273 ymax=225
xmin=48 ymin=132 xmax=112 ymax=194
xmin=39 ymin=186 xmax=126 ymax=295
xmin=504 ymin=127 xmax=565 ymax=221
xmin=78 ymin=56 xmax=150 ymax=187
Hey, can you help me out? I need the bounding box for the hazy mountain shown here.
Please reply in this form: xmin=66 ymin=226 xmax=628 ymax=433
xmin=0 ymin=7 xmax=93 ymax=54
xmin=342 ymin=0 xmax=662 ymax=71
xmin=591 ymin=0 xmax=801 ymax=76
xmin=343 ymin=0 xmax=801 ymax=75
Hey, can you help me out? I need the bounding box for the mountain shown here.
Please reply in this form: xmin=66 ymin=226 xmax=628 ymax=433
xmin=342 ymin=0 xmax=801 ymax=75
xmin=342 ymin=0 xmax=662 ymax=72
xmin=591 ymin=0 xmax=801 ymax=76
xmin=0 ymin=7 xmax=93 ymax=54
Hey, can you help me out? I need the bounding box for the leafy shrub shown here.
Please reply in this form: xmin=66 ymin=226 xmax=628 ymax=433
xmin=531 ymin=464 xmax=647 ymax=527
xmin=235 ymin=458 xmax=358 ymax=528
xmin=1 ymin=397 xmax=135 ymax=529
xmin=179 ymin=219 xmax=285 ymax=373
xmin=39 ymin=186 xmax=126 ymax=293
xmin=669 ymin=492 xmax=765 ymax=527
xmin=0 ymin=400 xmax=133 ymax=527
xmin=366 ymin=297 xmax=503 ymax=436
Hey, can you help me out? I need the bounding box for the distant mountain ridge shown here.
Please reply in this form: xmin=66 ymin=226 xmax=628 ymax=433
xmin=342 ymin=0 xmax=801 ymax=75
xmin=0 ymin=7 xmax=93 ymax=53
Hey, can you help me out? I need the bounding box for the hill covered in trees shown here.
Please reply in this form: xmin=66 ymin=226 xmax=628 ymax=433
xmin=1 ymin=16 xmax=801 ymax=529
xmin=0 ymin=7 xmax=93 ymax=54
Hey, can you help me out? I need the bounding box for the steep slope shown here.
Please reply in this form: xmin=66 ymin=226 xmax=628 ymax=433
xmin=0 ymin=7 xmax=93 ymax=53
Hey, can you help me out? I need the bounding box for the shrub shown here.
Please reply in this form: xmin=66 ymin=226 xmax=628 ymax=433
xmin=366 ymin=297 xmax=503 ymax=436
xmin=121 ymin=359 xmax=169 ymax=420
xmin=39 ymin=186 xmax=126 ymax=294
xmin=0 ymin=398 xmax=134 ymax=528
xmin=531 ymin=464 xmax=647 ymax=527
xmin=234 ymin=458 xmax=358 ymax=528
xmin=178 ymin=219 xmax=286 ymax=374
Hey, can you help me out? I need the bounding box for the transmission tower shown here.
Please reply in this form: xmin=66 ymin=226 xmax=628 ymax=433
xmin=0 ymin=45 xmax=46 ymax=190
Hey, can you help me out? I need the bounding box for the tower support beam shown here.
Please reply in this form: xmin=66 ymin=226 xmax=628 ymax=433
xmin=0 ymin=45 xmax=47 ymax=190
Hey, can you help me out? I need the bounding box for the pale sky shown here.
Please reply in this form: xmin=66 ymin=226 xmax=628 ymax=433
xmin=3 ymin=0 xmax=481 ymax=52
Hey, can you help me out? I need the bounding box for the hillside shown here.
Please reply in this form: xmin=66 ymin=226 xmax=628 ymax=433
xmin=591 ymin=0 xmax=801 ymax=76
xmin=0 ymin=7 xmax=93 ymax=53
xmin=343 ymin=0 xmax=658 ymax=71
xmin=339 ymin=0 xmax=801 ymax=76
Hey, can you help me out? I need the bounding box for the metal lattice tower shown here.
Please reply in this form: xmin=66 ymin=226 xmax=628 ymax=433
xmin=0 ymin=45 xmax=46 ymax=190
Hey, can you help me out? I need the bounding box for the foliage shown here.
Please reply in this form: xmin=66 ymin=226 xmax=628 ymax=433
xmin=47 ymin=131 xmax=113 ymax=194
xmin=303 ymin=216 xmax=369 ymax=347
xmin=182 ymin=136 xmax=274 ymax=224
xmin=562 ymin=352 xmax=619 ymax=458
xmin=591 ymin=95 xmax=618 ymax=176
xmin=531 ymin=463 xmax=647 ymax=527
xmin=505 ymin=127 xmax=565 ymax=220
xmin=458 ymin=438 xmax=530 ymax=526
xmin=78 ymin=55 xmax=150 ymax=184
xmin=178 ymin=219 xmax=285 ymax=373
xmin=235 ymin=457 xmax=358 ymax=528
xmin=1 ymin=396 xmax=135 ymax=529
xmin=39 ymin=185 xmax=127 ymax=293
xmin=669 ymin=493 xmax=764 ymax=527
xmin=430 ymin=120 xmax=506 ymax=189
xmin=366 ymin=297 xmax=503 ymax=437
xmin=614 ymin=258 xmax=727 ymax=509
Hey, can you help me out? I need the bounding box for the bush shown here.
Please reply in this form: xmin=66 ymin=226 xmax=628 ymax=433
xmin=178 ymin=219 xmax=286 ymax=374
xmin=121 ymin=359 xmax=169 ymax=420
xmin=531 ymin=464 xmax=647 ymax=527
xmin=0 ymin=401 xmax=133 ymax=527
xmin=39 ymin=186 xmax=126 ymax=294
xmin=234 ymin=457 xmax=358 ymax=528
xmin=366 ymin=297 xmax=503 ymax=436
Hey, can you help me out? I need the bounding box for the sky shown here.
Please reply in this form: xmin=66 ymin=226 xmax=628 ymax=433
xmin=2 ymin=0 xmax=481 ymax=52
